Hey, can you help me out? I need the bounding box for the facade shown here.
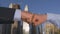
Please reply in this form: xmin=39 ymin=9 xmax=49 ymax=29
xmin=43 ymin=21 xmax=57 ymax=34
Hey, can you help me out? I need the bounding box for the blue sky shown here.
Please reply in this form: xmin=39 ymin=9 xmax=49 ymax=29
xmin=0 ymin=0 xmax=60 ymax=14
